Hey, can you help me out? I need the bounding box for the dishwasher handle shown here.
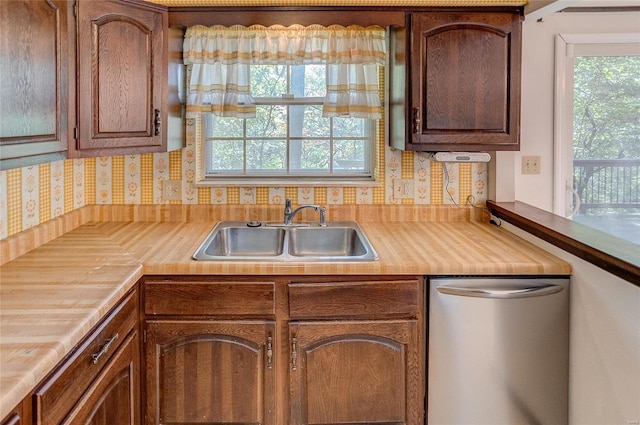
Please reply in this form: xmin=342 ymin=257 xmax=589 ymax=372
xmin=436 ymin=283 xmax=564 ymax=299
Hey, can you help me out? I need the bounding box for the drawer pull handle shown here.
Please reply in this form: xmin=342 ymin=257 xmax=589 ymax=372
xmin=92 ymin=333 xmax=119 ymax=365
xmin=266 ymin=336 xmax=273 ymax=369
xmin=291 ymin=337 xmax=298 ymax=371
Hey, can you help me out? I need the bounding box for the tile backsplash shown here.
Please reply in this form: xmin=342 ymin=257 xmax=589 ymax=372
xmin=0 ymin=118 xmax=488 ymax=239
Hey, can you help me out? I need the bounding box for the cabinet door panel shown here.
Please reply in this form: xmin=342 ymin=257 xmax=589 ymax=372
xmin=145 ymin=320 xmax=276 ymax=425
xmin=77 ymin=0 xmax=164 ymax=153
xmin=289 ymin=320 xmax=422 ymax=425
xmin=0 ymin=0 xmax=71 ymax=169
xmin=409 ymin=12 xmax=521 ymax=151
xmin=62 ymin=330 xmax=140 ymax=425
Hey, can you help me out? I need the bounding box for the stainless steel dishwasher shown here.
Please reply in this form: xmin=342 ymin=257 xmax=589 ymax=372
xmin=427 ymin=277 xmax=569 ymax=425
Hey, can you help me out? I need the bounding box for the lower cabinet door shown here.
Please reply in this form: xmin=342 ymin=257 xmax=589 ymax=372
xmin=145 ymin=320 xmax=276 ymax=425
xmin=289 ymin=320 xmax=422 ymax=425
xmin=62 ymin=330 xmax=140 ymax=425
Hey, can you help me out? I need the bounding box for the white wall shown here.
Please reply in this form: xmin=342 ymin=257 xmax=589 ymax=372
xmin=502 ymin=222 xmax=640 ymax=425
xmin=497 ymin=11 xmax=640 ymax=211
xmin=497 ymin=11 xmax=640 ymax=424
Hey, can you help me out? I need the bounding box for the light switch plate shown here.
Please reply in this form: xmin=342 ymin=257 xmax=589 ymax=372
xmin=522 ymin=156 xmax=541 ymax=174
xmin=393 ymin=179 xmax=414 ymax=199
xmin=162 ymin=180 xmax=182 ymax=201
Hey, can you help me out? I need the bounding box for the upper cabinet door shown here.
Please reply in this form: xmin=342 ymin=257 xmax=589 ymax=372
xmin=0 ymin=0 xmax=72 ymax=170
xmin=75 ymin=0 xmax=166 ymax=156
xmin=408 ymin=12 xmax=522 ymax=151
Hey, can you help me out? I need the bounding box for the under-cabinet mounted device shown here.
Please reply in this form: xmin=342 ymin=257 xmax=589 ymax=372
xmin=432 ymin=152 xmax=491 ymax=163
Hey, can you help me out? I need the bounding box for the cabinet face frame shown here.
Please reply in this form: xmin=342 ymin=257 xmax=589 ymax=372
xmin=0 ymin=0 xmax=73 ymax=170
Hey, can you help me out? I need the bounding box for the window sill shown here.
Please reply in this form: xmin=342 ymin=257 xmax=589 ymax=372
xmin=195 ymin=178 xmax=383 ymax=188
xmin=487 ymin=200 xmax=640 ymax=288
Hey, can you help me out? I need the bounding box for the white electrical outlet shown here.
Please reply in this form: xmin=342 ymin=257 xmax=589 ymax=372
xmin=522 ymin=156 xmax=541 ymax=174
xmin=162 ymin=180 xmax=182 ymax=201
xmin=393 ymin=179 xmax=414 ymax=199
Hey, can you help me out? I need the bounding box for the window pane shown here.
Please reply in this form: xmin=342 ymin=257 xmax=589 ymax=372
xmin=334 ymin=117 xmax=370 ymax=138
xmin=246 ymin=140 xmax=287 ymax=173
xmin=251 ymin=65 xmax=287 ymax=97
xmin=208 ymin=140 xmax=244 ymax=172
xmin=290 ymin=105 xmax=330 ymax=138
xmin=334 ymin=140 xmax=368 ymax=171
xmin=204 ymin=114 xmax=243 ymax=137
xmin=247 ymin=105 xmax=287 ymax=138
xmin=572 ymin=55 xmax=640 ymax=245
xmin=290 ymin=140 xmax=330 ymax=173
xmin=290 ymin=64 xmax=326 ymax=97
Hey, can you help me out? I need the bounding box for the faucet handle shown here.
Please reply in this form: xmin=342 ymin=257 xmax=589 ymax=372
xmin=319 ymin=207 xmax=327 ymax=227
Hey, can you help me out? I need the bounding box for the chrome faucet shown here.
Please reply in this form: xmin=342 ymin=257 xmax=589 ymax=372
xmin=283 ymin=198 xmax=326 ymax=226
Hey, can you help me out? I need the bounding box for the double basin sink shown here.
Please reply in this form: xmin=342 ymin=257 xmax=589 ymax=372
xmin=192 ymin=221 xmax=379 ymax=261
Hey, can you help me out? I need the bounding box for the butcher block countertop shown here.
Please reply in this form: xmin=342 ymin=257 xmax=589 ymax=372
xmin=0 ymin=205 xmax=571 ymax=419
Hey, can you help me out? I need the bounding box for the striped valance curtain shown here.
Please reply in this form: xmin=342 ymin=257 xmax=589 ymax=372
xmin=183 ymin=24 xmax=386 ymax=119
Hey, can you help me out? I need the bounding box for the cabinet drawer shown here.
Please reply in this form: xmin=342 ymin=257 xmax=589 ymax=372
xmin=289 ymin=279 xmax=421 ymax=319
xmin=34 ymin=289 xmax=138 ymax=425
xmin=144 ymin=281 xmax=276 ymax=317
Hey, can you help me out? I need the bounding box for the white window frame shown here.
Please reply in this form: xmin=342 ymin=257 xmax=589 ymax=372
xmin=553 ymin=33 xmax=640 ymax=217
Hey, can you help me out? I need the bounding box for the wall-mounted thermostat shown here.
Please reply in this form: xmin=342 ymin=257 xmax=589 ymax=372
xmin=433 ymin=152 xmax=491 ymax=163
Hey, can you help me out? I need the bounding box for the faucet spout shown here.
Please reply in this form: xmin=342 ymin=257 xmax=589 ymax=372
xmin=283 ymin=198 xmax=326 ymax=226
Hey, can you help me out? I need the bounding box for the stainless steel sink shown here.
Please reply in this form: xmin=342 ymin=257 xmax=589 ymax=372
xmin=199 ymin=226 xmax=285 ymax=257
xmin=192 ymin=221 xmax=378 ymax=261
xmin=288 ymin=227 xmax=368 ymax=257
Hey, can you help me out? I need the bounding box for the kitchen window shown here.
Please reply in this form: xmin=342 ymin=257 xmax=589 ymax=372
xmin=554 ymin=34 xmax=640 ymax=244
xmin=183 ymin=25 xmax=386 ymax=184
xmin=203 ymin=64 xmax=375 ymax=178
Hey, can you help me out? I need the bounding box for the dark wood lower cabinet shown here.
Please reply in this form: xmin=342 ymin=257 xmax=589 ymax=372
xmin=31 ymin=289 xmax=139 ymax=425
xmin=141 ymin=276 xmax=425 ymax=425
xmin=62 ymin=331 xmax=140 ymax=425
xmin=289 ymin=320 xmax=421 ymax=425
xmin=144 ymin=320 xmax=277 ymax=425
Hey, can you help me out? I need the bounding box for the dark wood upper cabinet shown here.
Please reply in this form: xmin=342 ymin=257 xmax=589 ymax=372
xmin=0 ymin=0 xmax=73 ymax=170
xmin=73 ymin=0 xmax=174 ymax=157
xmin=390 ymin=11 xmax=522 ymax=152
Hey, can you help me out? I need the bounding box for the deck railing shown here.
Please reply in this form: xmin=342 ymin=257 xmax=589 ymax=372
xmin=573 ymin=159 xmax=640 ymax=211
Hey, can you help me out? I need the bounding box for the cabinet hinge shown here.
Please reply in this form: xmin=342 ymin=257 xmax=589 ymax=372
xmin=73 ymin=2 xmax=77 ymax=18
xmin=143 ymin=329 xmax=147 ymax=343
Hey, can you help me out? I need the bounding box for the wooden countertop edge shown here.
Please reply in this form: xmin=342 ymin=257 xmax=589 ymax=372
xmin=487 ymin=201 xmax=640 ymax=287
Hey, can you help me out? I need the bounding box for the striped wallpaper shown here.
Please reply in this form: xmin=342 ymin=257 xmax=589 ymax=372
xmin=0 ymin=117 xmax=488 ymax=239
